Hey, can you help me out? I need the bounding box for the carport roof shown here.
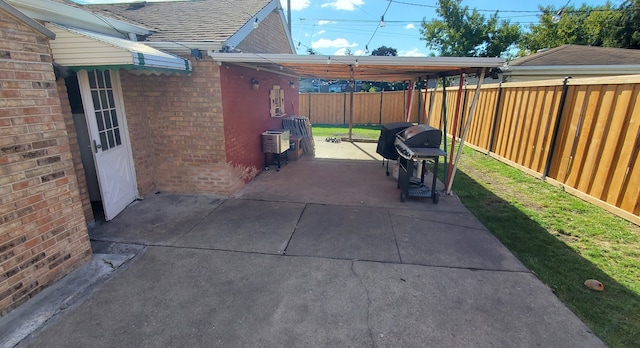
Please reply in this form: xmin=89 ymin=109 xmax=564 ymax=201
xmin=207 ymin=53 xmax=505 ymax=81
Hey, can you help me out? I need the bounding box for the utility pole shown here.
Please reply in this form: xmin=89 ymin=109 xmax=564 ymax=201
xmin=287 ymin=0 xmax=291 ymax=34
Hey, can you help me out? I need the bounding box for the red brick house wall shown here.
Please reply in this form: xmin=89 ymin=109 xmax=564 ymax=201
xmin=0 ymin=9 xmax=92 ymax=316
xmin=220 ymin=64 xmax=299 ymax=173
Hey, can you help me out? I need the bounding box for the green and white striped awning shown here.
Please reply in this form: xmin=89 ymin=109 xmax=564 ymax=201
xmin=47 ymin=24 xmax=191 ymax=74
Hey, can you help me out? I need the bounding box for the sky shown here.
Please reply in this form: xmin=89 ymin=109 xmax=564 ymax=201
xmin=75 ymin=0 xmax=622 ymax=57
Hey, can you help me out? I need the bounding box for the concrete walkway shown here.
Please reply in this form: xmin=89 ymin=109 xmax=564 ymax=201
xmin=4 ymin=139 xmax=603 ymax=347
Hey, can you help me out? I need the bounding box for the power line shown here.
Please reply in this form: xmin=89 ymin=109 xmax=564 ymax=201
xmin=360 ymin=0 xmax=394 ymax=56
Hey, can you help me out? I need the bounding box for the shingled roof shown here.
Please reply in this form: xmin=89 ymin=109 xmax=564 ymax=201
xmin=510 ymin=44 xmax=640 ymax=66
xmin=85 ymin=0 xmax=272 ymax=42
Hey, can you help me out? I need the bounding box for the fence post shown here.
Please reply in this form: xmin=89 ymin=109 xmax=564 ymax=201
xmin=403 ymin=85 xmax=406 ymax=120
xmin=343 ymin=92 xmax=347 ymax=125
xmin=543 ymin=76 xmax=572 ymax=180
xmin=308 ymin=93 xmax=311 ymax=121
xmin=417 ymin=80 xmax=423 ymax=124
xmin=488 ymin=80 xmax=503 ymax=154
xmin=379 ymin=90 xmax=383 ymax=125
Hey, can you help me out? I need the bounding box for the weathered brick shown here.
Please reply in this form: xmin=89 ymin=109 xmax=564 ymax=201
xmin=40 ymin=170 xmax=64 ymax=183
xmin=36 ymin=155 xmax=61 ymax=166
xmin=0 ymin=236 xmax=27 ymax=253
xmin=1 ymin=143 xmax=32 ymax=154
xmin=0 ymin=282 xmax=22 ymax=302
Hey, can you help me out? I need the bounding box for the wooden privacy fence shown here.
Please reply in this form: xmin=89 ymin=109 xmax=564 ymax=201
xmin=299 ymin=89 xmax=426 ymax=125
xmin=299 ymin=75 xmax=640 ymax=224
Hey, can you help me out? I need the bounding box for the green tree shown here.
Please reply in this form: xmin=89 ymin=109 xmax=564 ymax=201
xmin=420 ymin=0 xmax=521 ymax=57
xmin=616 ymin=0 xmax=640 ymax=48
xmin=518 ymin=2 xmax=625 ymax=53
xmin=367 ymin=46 xmax=400 ymax=91
xmin=371 ymin=45 xmax=397 ymax=56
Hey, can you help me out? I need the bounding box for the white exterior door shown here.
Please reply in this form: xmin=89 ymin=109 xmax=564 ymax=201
xmin=78 ymin=70 xmax=137 ymax=221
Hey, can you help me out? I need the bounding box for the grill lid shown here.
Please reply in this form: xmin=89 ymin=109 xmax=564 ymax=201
xmin=403 ymin=125 xmax=430 ymax=139
xmin=398 ymin=124 xmax=442 ymax=148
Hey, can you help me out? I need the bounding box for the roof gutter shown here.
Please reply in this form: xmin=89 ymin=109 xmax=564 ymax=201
xmin=6 ymin=0 xmax=152 ymax=38
xmin=503 ymin=64 xmax=640 ymax=76
xmin=144 ymin=41 xmax=226 ymax=56
xmin=207 ymin=52 xmax=505 ymax=67
xmin=0 ymin=0 xmax=54 ymax=38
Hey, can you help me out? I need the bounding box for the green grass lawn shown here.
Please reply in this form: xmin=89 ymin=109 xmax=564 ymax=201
xmin=311 ymin=124 xmax=381 ymax=140
xmin=313 ymin=125 xmax=640 ymax=347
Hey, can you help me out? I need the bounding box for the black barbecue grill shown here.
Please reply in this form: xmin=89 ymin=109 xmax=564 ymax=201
xmin=376 ymin=122 xmax=413 ymax=176
xmin=394 ymin=125 xmax=447 ymax=203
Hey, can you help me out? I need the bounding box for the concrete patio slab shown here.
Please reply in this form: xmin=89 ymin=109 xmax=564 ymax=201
xmin=19 ymin=247 xmax=601 ymax=348
xmin=4 ymin=139 xmax=605 ymax=347
xmin=89 ymin=193 xmax=223 ymax=245
xmin=285 ymin=204 xmax=401 ymax=262
xmin=238 ymin=157 xmax=466 ymax=213
xmin=356 ymin=261 xmax=602 ymax=348
xmin=388 ymin=207 xmax=490 ymax=231
xmin=391 ymin=215 xmax=529 ymax=271
xmin=173 ymin=199 xmax=305 ymax=254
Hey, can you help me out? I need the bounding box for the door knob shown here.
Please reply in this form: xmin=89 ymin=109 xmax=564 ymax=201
xmin=93 ymin=139 xmax=102 ymax=153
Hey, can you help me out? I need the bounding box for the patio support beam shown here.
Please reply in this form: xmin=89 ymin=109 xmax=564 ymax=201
xmin=447 ymin=68 xmax=486 ymax=195
xmin=348 ymin=65 xmax=355 ymax=141
xmin=446 ymin=70 xmax=465 ymax=191
xmin=441 ymin=76 xmax=448 ymax=185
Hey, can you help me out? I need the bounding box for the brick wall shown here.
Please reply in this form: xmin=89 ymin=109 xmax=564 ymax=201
xmin=0 ymin=10 xmax=92 ymax=316
xmin=118 ymin=72 xmax=156 ymax=197
xmin=120 ymin=59 xmax=250 ymax=195
xmin=220 ymin=64 xmax=299 ymax=173
xmin=236 ymin=10 xmax=293 ymax=54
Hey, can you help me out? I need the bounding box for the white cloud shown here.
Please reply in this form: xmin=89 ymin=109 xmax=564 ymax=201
xmin=321 ymin=0 xmax=364 ymax=11
xmin=334 ymin=48 xmax=349 ymax=55
xmin=318 ymin=20 xmax=331 ymax=26
xmin=281 ymin=0 xmax=311 ymax=11
xmin=353 ymin=49 xmax=367 ymax=56
xmin=399 ymin=49 xmax=426 ymax=57
xmin=311 ymin=38 xmax=357 ymax=49
xmin=317 ymin=30 xmax=326 ymax=35
xmin=405 ymin=24 xmax=415 ymax=30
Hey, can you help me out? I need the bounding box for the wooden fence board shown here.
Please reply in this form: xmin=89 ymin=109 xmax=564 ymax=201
xmin=533 ymin=87 xmax=560 ymax=173
xmin=514 ymin=88 xmax=532 ymax=164
xmin=604 ymin=85 xmax=635 ymax=205
xmin=588 ymin=85 xmax=622 ymax=200
xmin=581 ymin=85 xmax=615 ymax=195
xmin=522 ymin=88 xmax=542 ymax=169
xmin=618 ymin=86 xmax=640 ymax=214
xmin=567 ymin=86 xmax=599 ymax=190
xmin=505 ymin=87 xmax=520 ymax=161
xmin=499 ymin=88 xmax=518 ymax=159
xmin=560 ymin=85 xmax=589 ymax=185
